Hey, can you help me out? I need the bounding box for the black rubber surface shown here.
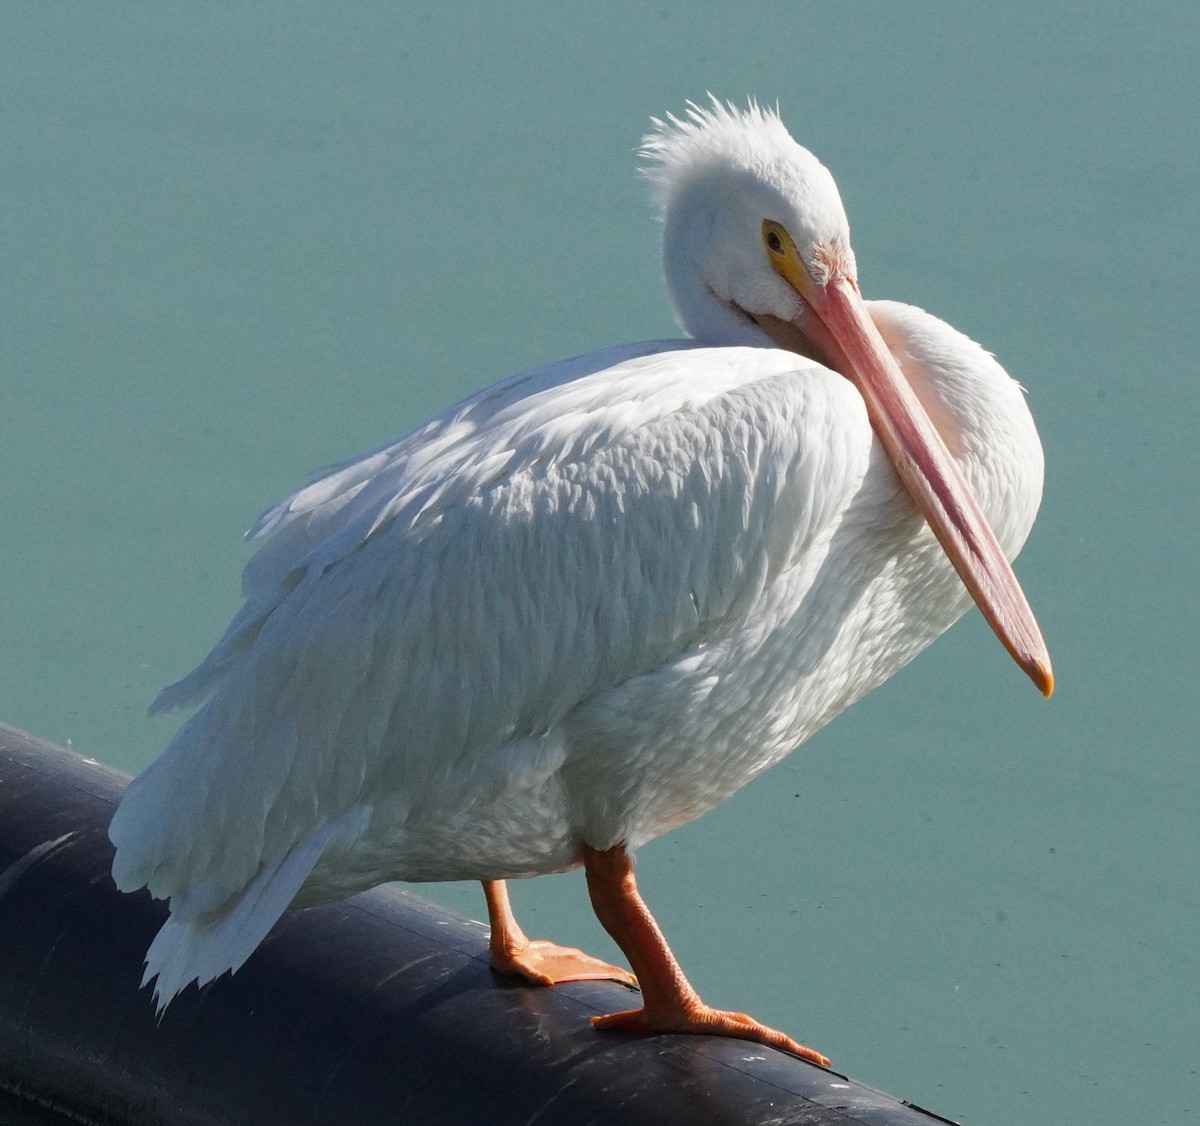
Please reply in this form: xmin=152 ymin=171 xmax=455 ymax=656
xmin=0 ymin=723 xmax=958 ymax=1125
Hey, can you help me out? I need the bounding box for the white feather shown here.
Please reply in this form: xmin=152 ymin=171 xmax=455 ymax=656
xmin=141 ymin=804 xmax=369 ymax=1011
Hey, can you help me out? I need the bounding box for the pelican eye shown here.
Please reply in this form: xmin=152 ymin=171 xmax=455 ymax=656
xmin=762 ymin=221 xmax=789 ymax=258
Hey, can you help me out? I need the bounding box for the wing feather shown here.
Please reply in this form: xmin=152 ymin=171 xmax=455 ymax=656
xmin=111 ymin=343 xmax=870 ymax=912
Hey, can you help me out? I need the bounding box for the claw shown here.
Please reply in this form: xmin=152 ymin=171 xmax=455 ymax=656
xmin=491 ymin=939 xmax=638 ymax=988
xmin=591 ymin=1001 xmax=829 ymax=1066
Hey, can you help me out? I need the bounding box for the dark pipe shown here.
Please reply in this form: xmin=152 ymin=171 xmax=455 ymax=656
xmin=0 ymin=724 xmax=958 ymax=1125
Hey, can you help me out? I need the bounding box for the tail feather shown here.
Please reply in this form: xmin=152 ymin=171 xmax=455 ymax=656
xmin=142 ymin=804 xmax=369 ymax=1013
xmin=110 ymin=692 xmax=302 ymax=913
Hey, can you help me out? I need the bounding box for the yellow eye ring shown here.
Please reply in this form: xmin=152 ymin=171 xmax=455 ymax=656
xmin=762 ymin=220 xmax=791 ymax=258
xmin=761 ymin=220 xmax=812 ymax=298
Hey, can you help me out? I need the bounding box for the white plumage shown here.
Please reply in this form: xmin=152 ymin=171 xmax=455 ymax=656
xmin=110 ymin=101 xmax=1047 ymax=1053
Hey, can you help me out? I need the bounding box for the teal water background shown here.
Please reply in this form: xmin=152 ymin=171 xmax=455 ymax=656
xmin=3 ymin=4 xmax=1197 ymax=1123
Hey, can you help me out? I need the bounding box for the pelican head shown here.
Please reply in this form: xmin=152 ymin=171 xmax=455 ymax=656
xmin=641 ymin=98 xmax=857 ymax=353
xmin=642 ymin=98 xmax=1053 ymax=696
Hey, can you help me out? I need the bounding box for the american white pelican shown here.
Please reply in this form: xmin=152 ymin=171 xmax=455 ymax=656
xmin=109 ymin=99 xmax=1051 ymax=1066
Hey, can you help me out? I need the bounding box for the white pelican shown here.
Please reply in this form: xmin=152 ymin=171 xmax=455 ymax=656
xmin=109 ymin=99 xmax=1051 ymax=1066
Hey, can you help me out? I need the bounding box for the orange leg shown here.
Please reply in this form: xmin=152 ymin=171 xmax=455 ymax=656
xmin=483 ymin=879 xmax=637 ymax=987
xmin=582 ymin=843 xmax=829 ymax=1067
